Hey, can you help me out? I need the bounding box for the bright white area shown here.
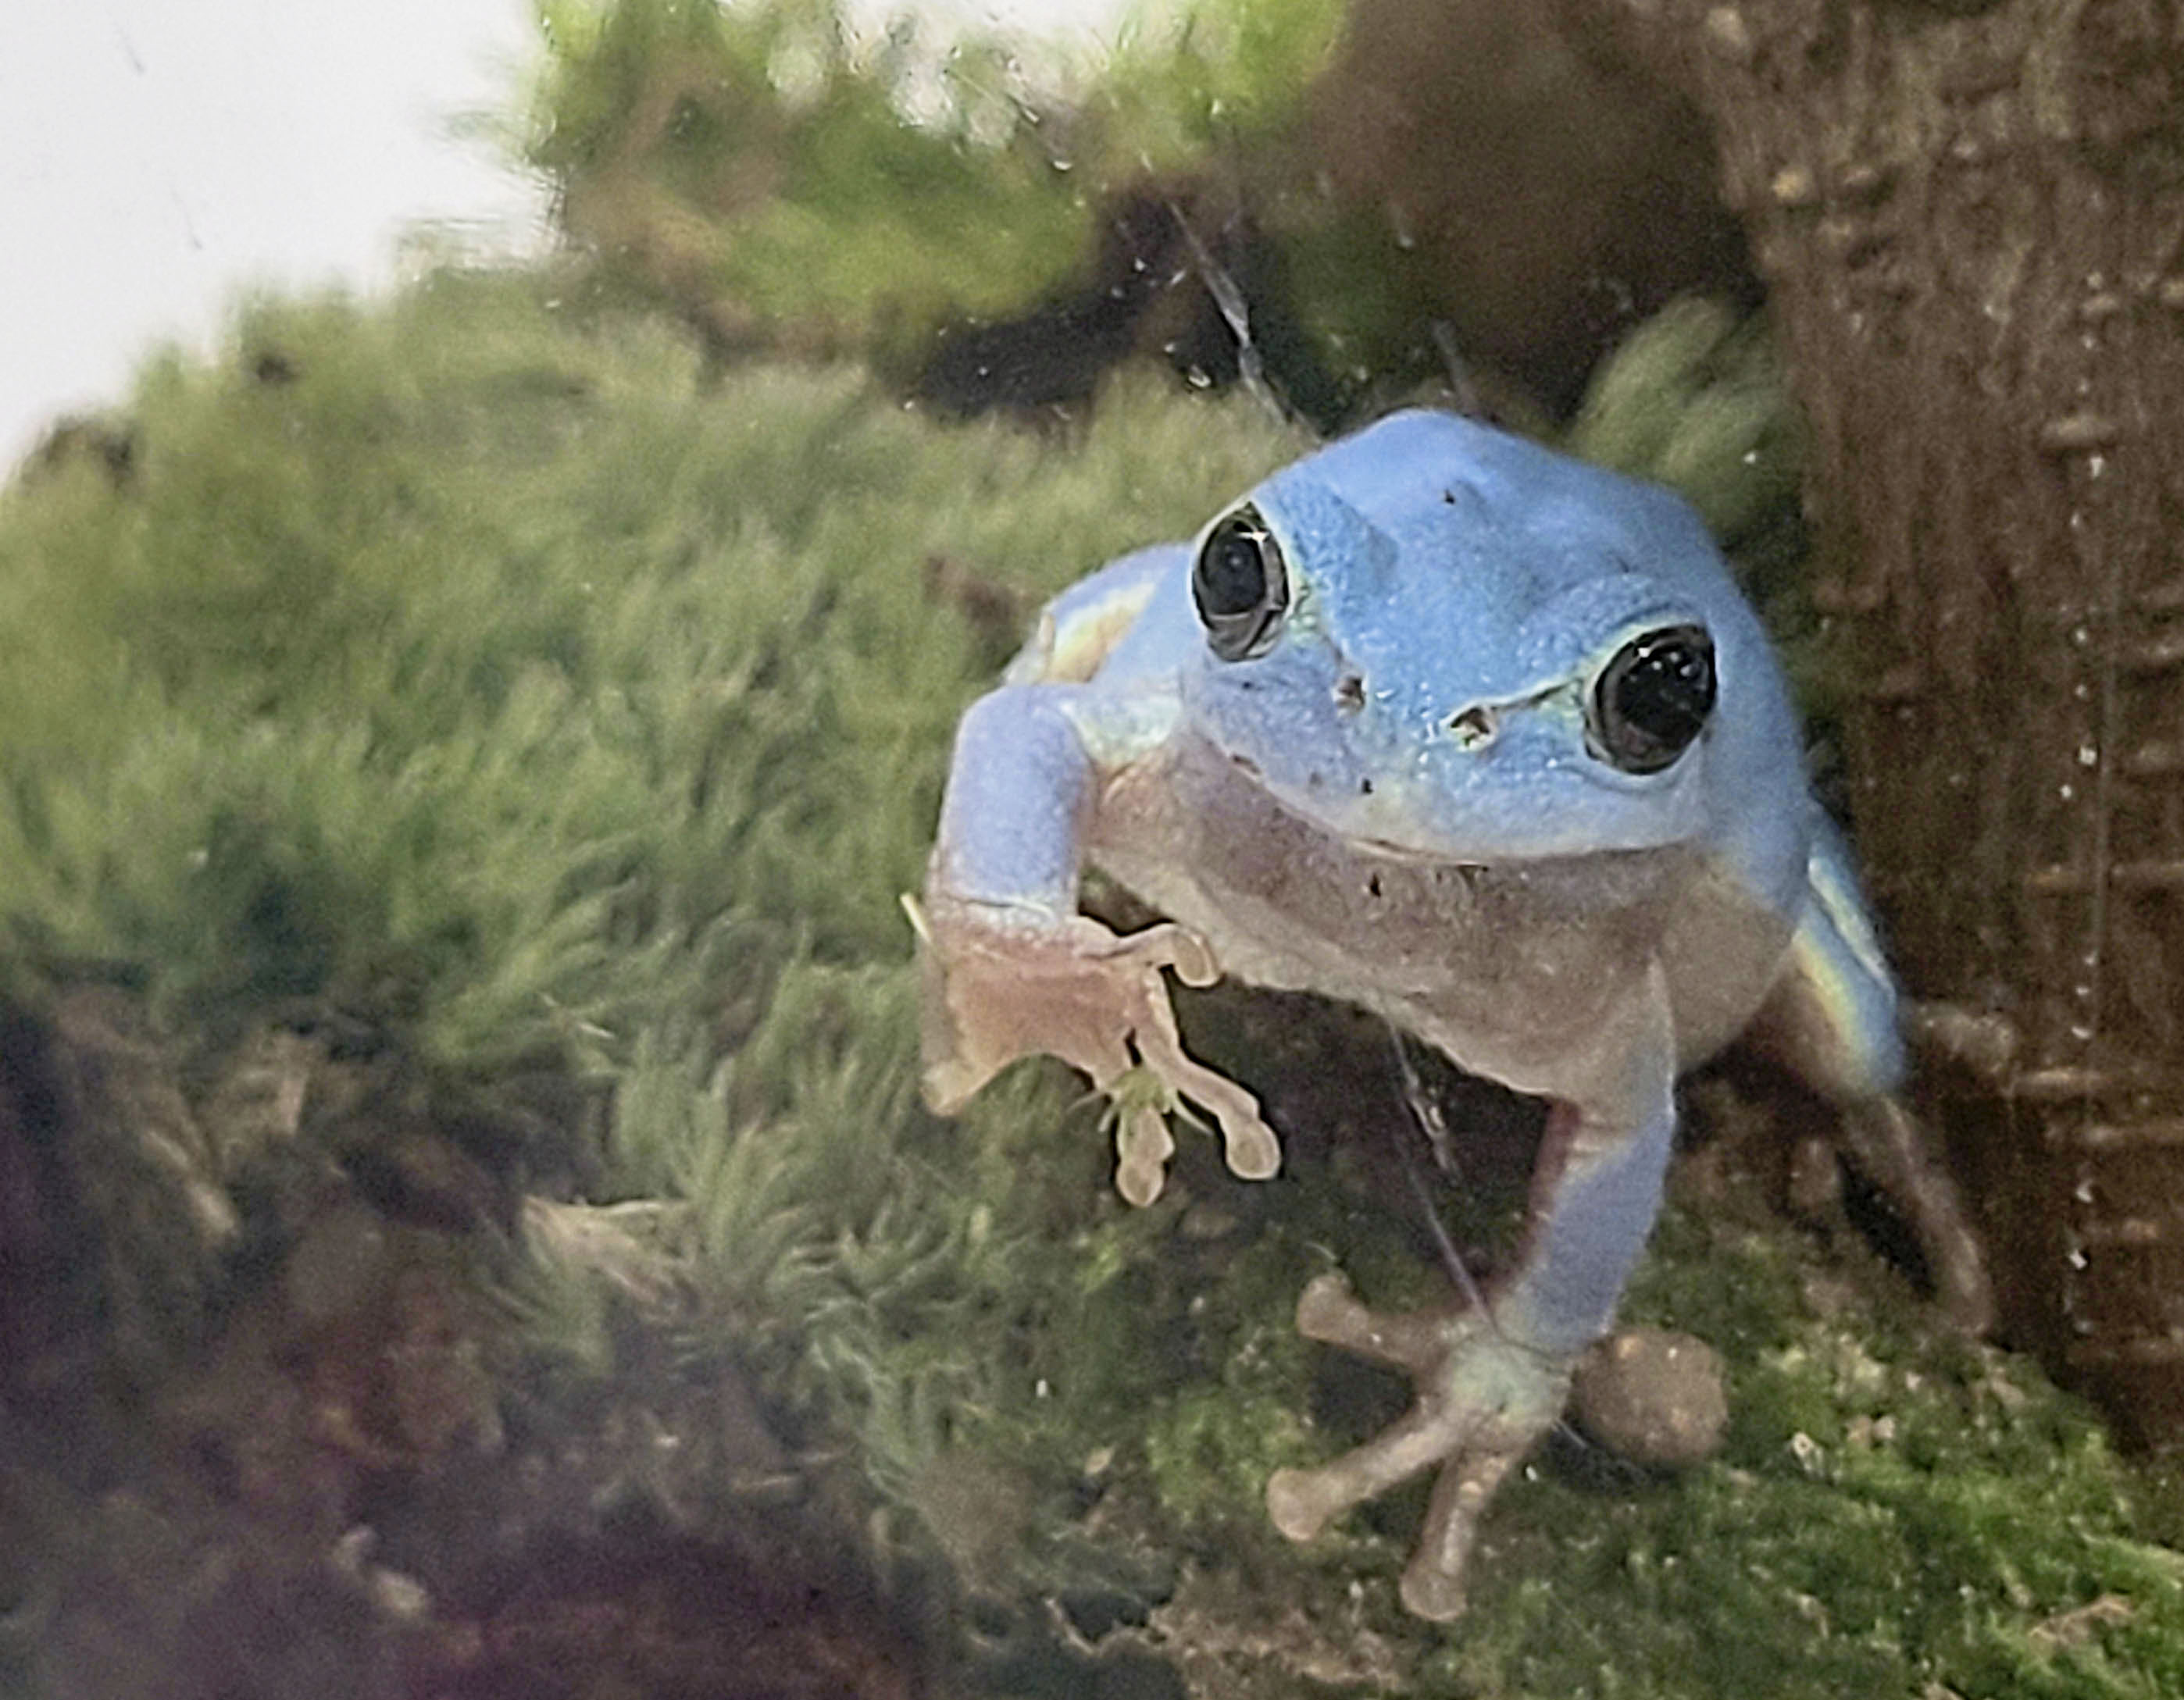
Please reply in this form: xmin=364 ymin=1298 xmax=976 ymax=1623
xmin=0 ymin=1 xmax=550 ymax=468
xmin=0 ymin=0 xmax=1132 ymax=472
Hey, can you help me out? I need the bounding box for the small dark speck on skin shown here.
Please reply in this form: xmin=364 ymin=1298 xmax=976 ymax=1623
xmin=1367 ymin=872 xmax=1383 ymax=899
xmin=1359 ymin=776 xmax=1374 ymax=796
xmin=1231 ymin=752 xmax=1263 ymax=779
xmin=1308 ymin=772 xmax=1324 ymax=788
xmin=1442 ymin=490 xmax=1458 ymax=504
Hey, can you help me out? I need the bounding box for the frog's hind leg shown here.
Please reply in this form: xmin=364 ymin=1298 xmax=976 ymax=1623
xmin=1750 ymin=825 xmax=1995 ymax=1335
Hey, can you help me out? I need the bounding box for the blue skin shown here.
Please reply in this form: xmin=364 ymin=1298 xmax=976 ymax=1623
xmin=919 ymin=410 xmax=1981 ymax=1619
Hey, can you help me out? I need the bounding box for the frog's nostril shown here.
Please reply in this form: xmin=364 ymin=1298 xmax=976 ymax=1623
xmin=1445 ymin=705 xmax=1498 ymax=750
xmin=1332 ymin=673 xmax=1366 ymax=712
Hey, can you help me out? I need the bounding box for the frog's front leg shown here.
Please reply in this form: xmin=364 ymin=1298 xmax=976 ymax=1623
xmin=919 ymin=684 xmax=1282 ymax=1206
xmin=1266 ymin=970 xmax=1678 ymax=1620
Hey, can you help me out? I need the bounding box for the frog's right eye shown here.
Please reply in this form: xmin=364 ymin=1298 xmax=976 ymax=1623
xmin=1590 ymin=625 xmax=1715 ymax=775
xmin=1193 ymin=507 xmax=1289 ymax=661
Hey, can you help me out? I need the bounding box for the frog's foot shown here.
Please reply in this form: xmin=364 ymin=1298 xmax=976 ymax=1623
xmin=1265 ymin=1272 xmax=1574 ymax=1621
xmin=1834 ymin=1096 xmax=1995 ymax=1336
xmin=915 ymin=895 xmax=1281 ymax=1204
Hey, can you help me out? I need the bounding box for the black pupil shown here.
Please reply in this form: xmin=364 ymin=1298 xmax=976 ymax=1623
xmin=1613 ymin=632 xmax=1715 ymax=746
xmin=1199 ymin=523 xmax=1268 ymax=617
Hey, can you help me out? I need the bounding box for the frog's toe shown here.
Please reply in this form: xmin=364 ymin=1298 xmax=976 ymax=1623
xmin=1120 ymin=1035 xmax=1279 ymax=1193
xmin=1198 ymin=1078 xmax=1282 ymax=1181
xmin=1120 ymin=921 xmax=1217 ymax=987
xmin=1269 ymin=1397 xmax=1535 ymax=1620
xmin=1115 ymin=1104 xmax=1176 ymax=1207
xmin=1401 ymin=1558 xmax=1469 ymax=1623
xmin=1122 ymin=972 xmax=1283 ymax=1184
xmin=1403 ymin=1436 xmax=1534 ymax=1620
xmin=1265 ymin=1398 xmax=1456 ymax=1541
xmin=1265 ymin=1466 xmax=1340 ymax=1543
xmin=1294 ymin=1272 xmax=1452 ymax=1373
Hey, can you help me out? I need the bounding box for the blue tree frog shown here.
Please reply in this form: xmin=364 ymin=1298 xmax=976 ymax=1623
xmin=915 ymin=409 xmax=1988 ymax=1619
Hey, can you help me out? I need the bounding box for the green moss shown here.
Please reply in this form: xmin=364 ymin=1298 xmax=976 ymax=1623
xmin=0 ymin=267 xmax=1300 ymax=1052
xmin=1417 ymin=1206 xmax=2184 ymax=1697
xmin=7 ymin=269 xmax=2181 ymax=1695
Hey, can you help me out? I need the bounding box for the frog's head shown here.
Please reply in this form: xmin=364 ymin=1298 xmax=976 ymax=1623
xmin=1178 ymin=409 xmax=1797 ymax=865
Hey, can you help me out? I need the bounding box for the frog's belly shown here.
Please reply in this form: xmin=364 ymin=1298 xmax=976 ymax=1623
xmin=1090 ymin=745 xmax=1792 ymax=1089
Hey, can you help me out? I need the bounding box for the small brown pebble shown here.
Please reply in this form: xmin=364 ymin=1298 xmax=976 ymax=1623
xmin=1570 ymin=1328 xmax=1729 ymax=1468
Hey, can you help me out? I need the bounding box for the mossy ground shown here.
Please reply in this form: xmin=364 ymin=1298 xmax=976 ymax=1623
xmin=4 ymin=268 xmax=2180 ymax=1697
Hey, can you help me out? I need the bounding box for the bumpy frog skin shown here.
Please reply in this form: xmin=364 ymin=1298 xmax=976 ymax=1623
xmin=919 ymin=410 xmax=1988 ymax=1620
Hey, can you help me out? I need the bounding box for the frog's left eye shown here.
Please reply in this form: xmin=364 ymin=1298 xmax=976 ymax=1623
xmin=1590 ymin=625 xmax=1716 ymax=775
xmin=1193 ymin=507 xmax=1288 ymax=661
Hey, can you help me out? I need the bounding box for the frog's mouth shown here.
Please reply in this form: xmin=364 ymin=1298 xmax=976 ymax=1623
xmin=1356 ymin=835 xmax=1490 ymax=871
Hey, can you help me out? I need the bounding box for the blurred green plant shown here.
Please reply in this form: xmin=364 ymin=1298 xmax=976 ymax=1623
xmin=516 ymin=0 xmax=1343 ymax=375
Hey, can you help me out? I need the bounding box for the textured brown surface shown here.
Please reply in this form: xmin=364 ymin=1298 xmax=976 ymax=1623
xmin=1575 ymin=0 xmax=2184 ymax=1445
xmin=1311 ymin=0 xmax=1756 ymax=409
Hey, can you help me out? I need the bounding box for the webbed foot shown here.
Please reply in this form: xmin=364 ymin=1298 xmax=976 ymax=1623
xmin=1265 ymin=1272 xmax=1573 ymax=1620
xmin=914 ymin=894 xmax=1281 ymax=1204
xmin=1834 ymin=1095 xmax=1995 ymax=1335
